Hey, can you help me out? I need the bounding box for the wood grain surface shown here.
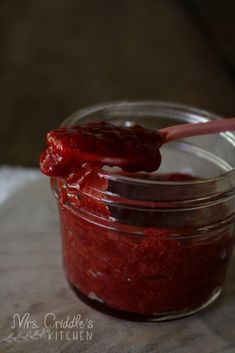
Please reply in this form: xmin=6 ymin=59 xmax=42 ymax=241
xmin=0 ymin=177 xmax=234 ymax=353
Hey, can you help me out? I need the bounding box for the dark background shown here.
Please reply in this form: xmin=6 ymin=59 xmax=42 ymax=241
xmin=0 ymin=0 xmax=235 ymax=167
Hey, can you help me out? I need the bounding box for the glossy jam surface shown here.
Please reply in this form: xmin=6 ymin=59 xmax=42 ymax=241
xmin=40 ymin=121 xmax=164 ymax=176
xmin=40 ymin=121 xmax=234 ymax=319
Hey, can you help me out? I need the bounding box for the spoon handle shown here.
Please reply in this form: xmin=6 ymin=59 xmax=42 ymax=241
xmin=160 ymin=117 xmax=235 ymax=143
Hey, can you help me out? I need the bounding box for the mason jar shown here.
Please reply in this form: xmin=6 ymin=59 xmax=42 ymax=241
xmin=51 ymin=101 xmax=235 ymax=321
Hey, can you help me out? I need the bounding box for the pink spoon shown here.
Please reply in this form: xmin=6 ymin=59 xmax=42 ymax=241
xmin=160 ymin=117 xmax=235 ymax=143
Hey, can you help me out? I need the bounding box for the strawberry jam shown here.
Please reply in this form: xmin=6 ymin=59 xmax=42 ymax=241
xmin=40 ymin=119 xmax=235 ymax=320
xmin=40 ymin=121 xmax=164 ymax=176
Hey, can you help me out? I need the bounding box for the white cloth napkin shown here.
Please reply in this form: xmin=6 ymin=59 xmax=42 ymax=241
xmin=0 ymin=166 xmax=41 ymax=204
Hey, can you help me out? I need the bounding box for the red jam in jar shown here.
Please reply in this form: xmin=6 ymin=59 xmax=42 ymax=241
xmin=40 ymin=102 xmax=235 ymax=321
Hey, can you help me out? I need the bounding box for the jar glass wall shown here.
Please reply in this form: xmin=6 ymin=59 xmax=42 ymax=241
xmin=52 ymin=102 xmax=235 ymax=321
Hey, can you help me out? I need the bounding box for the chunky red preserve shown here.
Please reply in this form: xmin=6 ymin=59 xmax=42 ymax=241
xmin=40 ymin=120 xmax=234 ymax=318
xmin=40 ymin=121 xmax=164 ymax=176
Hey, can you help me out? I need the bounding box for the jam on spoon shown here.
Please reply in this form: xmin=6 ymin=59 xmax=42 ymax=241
xmin=41 ymin=117 xmax=235 ymax=177
xmin=40 ymin=121 xmax=164 ymax=177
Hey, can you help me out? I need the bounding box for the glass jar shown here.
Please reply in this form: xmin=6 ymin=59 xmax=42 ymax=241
xmin=51 ymin=101 xmax=235 ymax=321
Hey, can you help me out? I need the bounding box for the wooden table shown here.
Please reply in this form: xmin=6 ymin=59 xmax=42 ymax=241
xmin=0 ymin=177 xmax=235 ymax=353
